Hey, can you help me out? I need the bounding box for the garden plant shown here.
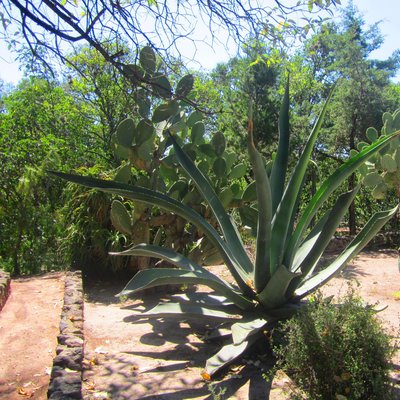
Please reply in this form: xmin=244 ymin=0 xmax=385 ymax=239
xmin=109 ymin=46 xmax=256 ymax=271
xmin=272 ymin=289 xmax=397 ymax=400
xmin=52 ymin=79 xmax=400 ymax=376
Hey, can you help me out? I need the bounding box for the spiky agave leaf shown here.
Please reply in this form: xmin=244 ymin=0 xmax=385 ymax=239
xmin=270 ymin=86 xmax=335 ymax=275
xmin=294 ymin=206 xmax=398 ymax=299
xmin=205 ymin=334 xmax=262 ymax=376
xmin=284 ymin=130 xmax=400 ymax=270
xmin=170 ymin=135 xmax=254 ymax=283
xmin=50 ymin=171 xmax=253 ymax=295
xmin=115 ymin=244 xmax=254 ymax=310
xmin=247 ymin=104 xmax=273 ymax=291
xmin=270 ymin=75 xmax=290 ymax=214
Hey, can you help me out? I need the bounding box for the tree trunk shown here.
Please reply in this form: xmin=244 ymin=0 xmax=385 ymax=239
xmin=12 ymin=223 xmax=23 ymax=276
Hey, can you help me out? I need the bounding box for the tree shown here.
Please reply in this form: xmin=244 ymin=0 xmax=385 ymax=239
xmin=208 ymin=44 xmax=283 ymax=149
xmin=0 ymin=77 xmax=98 ymax=274
xmin=1 ymin=0 xmax=340 ymax=93
xmin=66 ymin=45 xmax=139 ymax=164
xmin=285 ymin=3 xmax=400 ymax=234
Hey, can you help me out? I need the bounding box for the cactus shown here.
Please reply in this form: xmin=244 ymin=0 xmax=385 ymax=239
xmin=359 ymin=109 xmax=400 ymax=198
xmin=109 ymin=46 xmax=259 ymax=273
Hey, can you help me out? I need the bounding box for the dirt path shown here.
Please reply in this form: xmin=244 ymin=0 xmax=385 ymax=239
xmin=0 ymin=252 xmax=398 ymax=399
xmin=0 ymin=272 xmax=65 ymax=400
xmin=82 ymin=251 xmax=400 ymax=400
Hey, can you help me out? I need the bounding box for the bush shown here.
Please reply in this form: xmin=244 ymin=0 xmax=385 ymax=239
xmin=59 ymin=165 xmax=129 ymax=279
xmin=272 ymin=290 xmax=397 ymax=400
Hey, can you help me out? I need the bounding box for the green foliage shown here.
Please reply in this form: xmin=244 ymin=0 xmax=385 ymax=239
xmin=107 ymin=46 xmax=257 ymax=271
xmin=59 ymin=165 xmax=128 ymax=278
xmin=53 ymin=80 xmax=399 ymax=375
xmin=285 ymin=5 xmax=400 ymax=233
xmin=359 ymin=109 xmax=400 ymax=198
xmin=0 ymin=77 xmax=96 ymax=275
xmin=272 ymin=290 xmax=397 ymax=400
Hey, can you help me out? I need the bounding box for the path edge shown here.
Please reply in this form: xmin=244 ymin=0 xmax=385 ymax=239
xmin=0 ymin=270 xmax=11 ymax=312
xmin=48 ymin=271 xmax=84 ymax=400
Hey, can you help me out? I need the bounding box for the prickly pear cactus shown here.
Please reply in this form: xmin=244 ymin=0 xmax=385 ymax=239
xmin=110 ymin=46 xmax=257 ymax=271
xmin=359 ymin=108 xmax=400 ymax=199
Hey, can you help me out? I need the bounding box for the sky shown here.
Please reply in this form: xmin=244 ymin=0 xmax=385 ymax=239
xmin=0 ymin=0 xmax=399 ymax=85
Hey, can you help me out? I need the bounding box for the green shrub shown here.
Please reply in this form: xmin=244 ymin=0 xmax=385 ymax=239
xmin=272 ymin=290 xmax=397 ymax=400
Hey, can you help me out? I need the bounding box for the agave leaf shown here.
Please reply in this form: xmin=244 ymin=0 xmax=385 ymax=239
xmin=112 ymin=243 xmax=208 ymax=272
xmin=118 ymin=267 xmax=254 ymax=310
xmin=294 ymin=206 xmax=398 ymax=299
xmin=169 ymin=135 xmax=254 ymax=282
xmin=270 ymin=76 xmax=290 ymax=213
xmin=285 ymin=130 xmax=400 ymax=269
xmin=299 ymin=186 xmax=360 ymax=277
xmin=286 ymin=187 xmax=360 ymax=298
xmin=231 ymin=317 xmax=270 ymax=345
xmin=247 ymin=106 xmax=272 ymax=291
xmin=50 ymin=171 xmax=252 ymax=295
xmin=292 ymin=186 xmax=360 ymax=274
xmin=257 ymin=264 xmax=300 ymax=309
xmin=290 ymin=213 xmax=330 ymax=272
xmin=142 ymin=301 xmax=242 ymax=320
xmin=205 ymin=335 xmax=260 ymax=376
xmin=271 ymin=86 xmax=335 ymax=274
xmin=114 ymin=243 xmax=254 ymax=310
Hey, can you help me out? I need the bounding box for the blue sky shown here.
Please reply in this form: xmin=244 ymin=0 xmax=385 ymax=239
xmin=0 ymin=0 xmax=399 ymax=84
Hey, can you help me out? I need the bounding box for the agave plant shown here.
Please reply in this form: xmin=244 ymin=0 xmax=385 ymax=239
xmin=52 ymin=82 xmax=399 ymax=376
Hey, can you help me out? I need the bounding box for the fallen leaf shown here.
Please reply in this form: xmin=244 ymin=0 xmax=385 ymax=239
xmin=85 ymin=381 xmax=96 ymax=391
xmin=200 ymin=371 xmax=211 ymax=381
xmin=17 ymin=387 xmax=33 ymax=397
xmin=83 ymin=357 xmax=99 ymax=367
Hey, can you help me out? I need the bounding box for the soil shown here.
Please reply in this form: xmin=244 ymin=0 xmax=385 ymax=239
xmin=0 ymin=252 xmax=398 ymax=400
xmin=0 ymin=272 xmax=65 ymax=400
xmin=81 ymin=250 xmax=400 ymax=400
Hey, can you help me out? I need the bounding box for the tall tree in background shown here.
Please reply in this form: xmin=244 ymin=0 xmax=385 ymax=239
xmin=286 ymin=3 xmax=400 ymax=233
xmin=326 ymin=4 xmax=399 ymax=233
xmin=195 ymin=43 xmax=282 ymax=153
xmin=66 ymin=45 xmax=139 ymax=164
